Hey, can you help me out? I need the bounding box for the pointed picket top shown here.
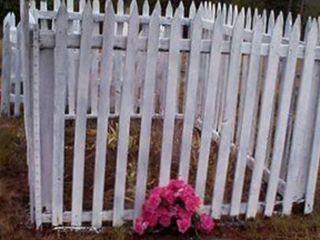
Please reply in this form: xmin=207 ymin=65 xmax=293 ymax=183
xmin=291 ymin=14 xmax=301 ymax=40
xmin=130 ymin=0 xmax=138 ymax=14
xmin=117 ymin=0 xmax=124 ymax=14
xmin=262 ymin=9 xmax=267 ymax=33
xmin=142 ymin=0 xmax=150 ymax=16
xmin=233 ymin=5 xmax=239 ymax=24
xmin=285 ymin=12 xmax=293 ymax=37
xmin=10 ymin=12 xmax=16 ymax=26
xmin=196 ymin=3 xmax=204 ymax=20
xmin=166 ymin=1 xmax=173 ymax=17
xmin=93 ymin=0 xmax=100 ymax=13
xmin=59 ymin=0 xmax=66 ymax=11
xmin=217 ymin=2 xmax=221 ymax=12
xmin=271 ymin=11 xmax=283 ymax=38
xmin=204 ymin=1 xmax=208 ymax=11
xmin=189 ymin=1 xmax=196 ymax=19
xmin=212 ymin=3 xmax=216 ymax=20
xmin=31 ymin=0 xmax=36 ymax=10
xmin=79 ymin=0 xmax=86 ymax=12
xmin=227 ymin=4 xmax=233 ymax=25
xmin=214 ymin=8 xmax=223 ymax=27
xmin=105 ymin=0 xmax=115 ymax=17
xmin=54 ymin=0 xmax=61 ymax=10
xmin=252 ymin=8 xmax=259 ymax=27
xmin=238 ymin=7 xmax=245 ymax=26
xmin=177 ymin=1 xmax=185 ymax=17
xmin=245 ymin=7 xmax=252 ymax=29
xmin=222 ymin=3 xmax=227 ymax=23
xmin=83 ymin=1 xmax=92 ymax=16
xmin=153 ymin=0 xmax=160 ymax=17
xmin=204 ymin=2 xmax=209 ymax=19
xmin=304 ymin=16 xmax=312 ymax=41
xmin=208 ymin=2 xmax=213 ymax=18
xmin=66 ymin=0 xmax=73 ymax=11
xmin=129 ymin=0 xmax=139 ymax=19
xmin=305 ymin=18 xmax=318 ymax=43
xmin=268 ymin=10 xmax=275 ymax=34
xmin=231 ymin=6 xmax=244 ymax=34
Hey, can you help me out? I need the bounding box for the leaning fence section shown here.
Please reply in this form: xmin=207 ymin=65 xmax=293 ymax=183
xmin=2 ymin=0 xmax=320 ymax=230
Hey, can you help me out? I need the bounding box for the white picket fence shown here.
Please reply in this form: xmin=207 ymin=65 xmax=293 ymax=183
xmin=2 ymin=0 xmax=320 ymax=230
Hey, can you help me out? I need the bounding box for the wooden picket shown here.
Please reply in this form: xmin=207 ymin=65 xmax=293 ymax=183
xmin=71 ymin=3 xmax=94 ymax=226
xmin=2 ymin=0 xmax=320 ymax=230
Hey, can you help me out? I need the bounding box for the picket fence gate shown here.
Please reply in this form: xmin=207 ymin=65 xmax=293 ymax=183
xmin=2 ymin=0 xmax=320 ymax=230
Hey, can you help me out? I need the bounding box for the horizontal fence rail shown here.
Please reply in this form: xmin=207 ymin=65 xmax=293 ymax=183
xmin=1 ymin=0 xmax=320 ymax=230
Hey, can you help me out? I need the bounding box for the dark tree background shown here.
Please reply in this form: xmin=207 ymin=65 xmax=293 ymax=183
xmin=1 ymin=0 xmax=319 ymax=29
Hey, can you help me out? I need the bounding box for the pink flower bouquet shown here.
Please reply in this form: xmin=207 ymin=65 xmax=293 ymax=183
xmin=134 ymin=179 xmax=215 ymax=236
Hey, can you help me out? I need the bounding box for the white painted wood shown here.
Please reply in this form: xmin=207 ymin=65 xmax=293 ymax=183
xmin=245 ymin=7 xmax=252 ymax=29
xmin=214 ymin=8 xmax=228 ymax=132
xmin=71 ymin=2 xmax=94 ymax=227
xmin=283 ymin=20 xmax=318 ymax=215
xmin=227 ymin=4 xmax=232 ymax=26
xmin=304 ymin=76 xmax=320 ymax=213
xmin=236 ymin=8 xmax=251 ymax=145
xmin=178 ymin=8 xmax=203 ymax=182
xmin=253 ymin=8 xmax=259 ymax=28
xmin=90 ymin=0 xmax=100 ymax=115
xmin=304 ymin=17 xmax=312 ymax=42
xmin=32 ymin=24 xmax=43 ymax=229
xmin=198 ymin=6 xmax=212 ymax=120
xmin=268 ymin=11 xmax=275 ymax=35
xmin=52 ymin=3 xmax=68 ymax=226
xmin=91 ymin=1 xmax=115 ymax=228
xmin=133 ymin=0 xmax=149 ymax=113
xmin=111 ymin=0 xmax=125 ymax=114
xmin=113 ymin=2 xmax=139 ymax=226
xmin=211 ymin=11 xmax=245 ymax=219
xmin=14 ymin=24 xmax=22 ymax=116
xmin=284 ymin=12 xmax=292 ymax=37
xmin=262 ymin=10 xmax=267 ymax=33
xmin=195 ymin=13 xmax=223 ymax=199
xmin=246 ymin=15 xmax=284 ymax=218
xmin=159 ymin=8 xmax=183 ymax=186
xmin=264 ymin=17 xmax=300 ymax=217
xmin=41 ymin=201 xmax=267 ymax=224
xmin=230 ymin=19 xmax=264 ymax=216
xmin=20 ymin=0 xmax=35 ymax=223
xmin=40 ymin=0 xmax=48 ymax=29
xmin=54 ymin=0 xmax=61 ymax=10
xmin=233 ymin=5 xmax=238 ymax=25
xmin=1 ymin=22 xmax=12 ymax=115
xmin=134 ymin=6 xmax=160 ymax=218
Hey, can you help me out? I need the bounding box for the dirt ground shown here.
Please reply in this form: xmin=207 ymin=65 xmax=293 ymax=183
xmin=0 ymin=117 xmax=320 ymax=240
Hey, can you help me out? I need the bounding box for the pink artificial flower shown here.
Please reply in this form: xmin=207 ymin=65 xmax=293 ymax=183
xmin=161 ymin=188 xmax=175 ymax=204
xmin=143 ymin=210 xmax=159 ymax=228
xmin=134 ymin=217 xmax=148 ymax=235
xmin=167 ymin=179 xmax=185 ymax=191
xmin=143 ymin=188 xmax=162 ymax=212
xmin=157 ymin=207 xmax=172 ymax=227
xmin=197 ymin=213 xmax=215 ymax=234
xmin=159 ymin=214 xmax=171 ymax=227
xmin=184 ymin=196 xmax=201 ymax=213
xmin=176 ymin=217 xmax=191 ymax=233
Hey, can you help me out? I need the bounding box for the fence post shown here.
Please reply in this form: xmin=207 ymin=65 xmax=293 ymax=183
xmin=52 ymin=2 xmax=68 ymax=226
xmin=91 ymin=0 xmax=115 ymax=228
xmin=283 ymin=20 xmax=319 ymax=215
xmin=113 ymin=1 xmax=140 ymax=226
xmin=1 ymin=18 xmax=12 ymax=116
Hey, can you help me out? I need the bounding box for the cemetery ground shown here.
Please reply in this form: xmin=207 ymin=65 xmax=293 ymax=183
xmin=0 ymin=117 xmax=320 ymax=240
